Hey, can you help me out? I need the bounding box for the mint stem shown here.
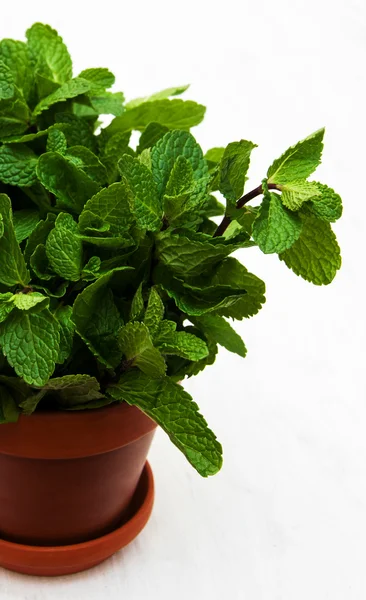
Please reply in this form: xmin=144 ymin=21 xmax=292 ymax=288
xmin=213 ymin=182 xmax=277 ymax=237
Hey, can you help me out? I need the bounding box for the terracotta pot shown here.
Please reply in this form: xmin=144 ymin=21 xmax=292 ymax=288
xmin=0 ymin=402 xmax=157 ymax=576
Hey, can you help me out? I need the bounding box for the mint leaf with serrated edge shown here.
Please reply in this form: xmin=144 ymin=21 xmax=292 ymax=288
xmin=279 ymin=210 xmax=341 ymax=285
xmin=126 ymin=85 xmax=189 ymax=109
xmin=278 ymin=180 xmax=321 ymax=211
xmin=105 ymin=99 xmax=205 ymax=136
xmin=118 ymin=321 xmax=166 ymax=378
xmin=78 ymin=181 xmax=134 ymax=234
xmin=0 ymin=308 xmax=60 ymax=386
xmin=155 ymin=230 xmax=252 ymax=277
xmin=219 ymin=140 xmax=256 ymax=209
xmin=151 ymin=130 xmax=208 ymax=197
xmin=107 ymin=371 xmax=222 ymax=476
xmin=46 ymin=213 xmax=83 ymax=281
xmin=66 ymin=146 xmax=108 ymax=185
xmin=0 ymin=40 xmax=33 ymax=102
xmin=37 ymin=151 xmax=101 ymax=213
xmin=0 ymin=194 xmax=29 ymax=286
xmin=252 ymin=192 xmax=303 ymax=254
xmin=307 ymin=183 xmax=343 ymax=222
xmin=26 ymin=23 xmax=72 ymax=84
xmin=143 ymin=287 xmax=164 ymax=336
xmin=154 ymin=322 xmax=209 ymax=361
xmin=47 ymin=128 xmax=67 ymax=153
xmin=267 ymin=128 xmax=324 ymax=184
xmin=130 ymin=283 xmax=145 ymax=321
xmin=13 ymin=209 xmax=40 ymax=243
xmin=0 ymin=144 xmax=38 ymax=187
xmin=118 ymin=154 xmax=162 ymax=231
xmin=72 ymin=270 xmax=128 ymax=368
xmin=54 ymin=305 xmax=75 ymax=364
xmin=192 ymin=315 xmax=246 ymax=358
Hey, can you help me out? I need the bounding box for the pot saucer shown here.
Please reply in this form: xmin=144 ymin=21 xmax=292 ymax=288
xmin=0 ymin=462 xmax=154 ymax=577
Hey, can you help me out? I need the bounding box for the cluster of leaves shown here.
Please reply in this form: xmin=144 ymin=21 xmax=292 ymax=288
xmin=0 ymin=23 xmax=342 ymax=476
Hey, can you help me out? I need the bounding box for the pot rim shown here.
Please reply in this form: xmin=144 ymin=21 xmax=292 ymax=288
xmin=0 ymin=401 xmax=156 ymax=459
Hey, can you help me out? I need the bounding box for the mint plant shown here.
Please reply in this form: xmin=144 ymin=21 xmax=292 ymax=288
xmin=0 ymin=23 xmax=342 ymax=476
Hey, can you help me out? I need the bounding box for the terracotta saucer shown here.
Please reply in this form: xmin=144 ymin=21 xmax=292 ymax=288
xmin=0 ymin=462 xmax=154 ymax=577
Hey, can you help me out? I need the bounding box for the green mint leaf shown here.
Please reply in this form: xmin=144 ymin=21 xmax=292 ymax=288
xmin=0 ymin=292 xmax=16 ymax=323
xmin=33 ymin=77 xmax=91 ymax=116
xmin=37 ymin=151 xmax=101 ymax=213
xmin=151 ymin=130 xmax=208 ymax=197
xmin=155 ymin=230 xmax=250 ymax=277
xmin=0 ymin=63 xmax=29 ymax=138
xmin=41 ymin=374 xmax=103 ymax=408
xmin=267 ymin=128 xmax=325 ymax=185
xmin=78 ymin=67 xmax=115 ymax=90
xmin=99 ymin=131 xmax=132 ymax=184
xmin=155 ymin=266 xmax=248 ymax=316
xmin=279 ymin=180 xmax=321 ymax=210
xmin=66 ymin=145 xmax=108 ymax=185
xmin=24 ymin=213 xmax=56 ymax=263
xmin=204 ymin=147 xmax=225 ymax=167
xmin=54 ymin=305 xmax=75 ymax=364
xmin=78 ymin=181 xmax=134 ymax=235
xmin=72 ymin=271 xmax=125 ymax=368
xmin=163 ymin=158 xmax=209 ymax=227
xmin=138 ymin=148 xmax=151 ymax=169
xmin=307 ymin=182 xmax=343 ymax=222
xmin=81 ymin=256 xmax=101 ymax=281
xmin=143 ymin=287 xmax=164 ymax=336
xmin=26 ymin=23 xmax=72 ymax=84
xmin=126 ymin=85 xmax=189 ymax=109
xmin=279 ymin=210 xmax=341 ymax=285
xmin=54 ymin=113 xmax=96 ymax=152
xmin=219 ymin=140 xmax=257 ymax=208
xmin=13 ymin=209 xmax=40 ymax=243
xmin=165 ymin=155 xmax=195 ymax=197
xmin=154 ymin=323 xmax=209 ymax=361
xmin=0 ymin=308 xmax=60 ymax=386
xmin=108 ymin=371 xmax=222 ymax=476
xmin=118 ymin=154 xmax=162 ymax=231
xmin=136 ymin=122 xmax=169 ymax=153
xmin=118 ymin=321 xmax=166 ymax=378
xmin=46 ymin=213 xmax=83 ymax=281
xmin=90 ymin=91 xmax=124 ymax=116
xmin=0 ymin=59 xmax=15 ymax=99
xmin=130 ymin=283 xmax=145 ymax=321
xmin=0 ymin=194 xmax=29 ymax=286
xmin=0 ymin=144 xmax=38 ymax=187
xmin=105 ymin=99 xmax=206 ymax=135
xmin=192 ymin=315 xmax=246 ymax=357
xmin=12 ymin=292 xmax=49 ymax=313
xmin=46 ymin=128 xmax=67 ymax=153
xmin=0 ymin=40 xmax=33 ymax=101
xmin=212 ymin=258 xmax=266 ymax=320
xmin=30 ymin=244 xmax=53 ymax=280
xmin=252 ymin=192 xmax=303 ymax=254
xmin=1 ymin=128 xmax=50 ymax=144
xmin=0 ymin=385 xmax=20 ymax=424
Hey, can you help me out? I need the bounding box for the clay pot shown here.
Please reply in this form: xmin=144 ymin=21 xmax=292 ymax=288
xmin=0 ymin=402 xmax=157 ymax=576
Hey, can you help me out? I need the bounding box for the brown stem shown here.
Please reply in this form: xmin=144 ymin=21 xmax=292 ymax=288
xmin=213 ymin=182 xmax=278 ymax=237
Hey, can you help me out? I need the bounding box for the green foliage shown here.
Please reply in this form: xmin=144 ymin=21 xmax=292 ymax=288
xmin=252 ymin=192 xmax=303 ymax=254
xmin=107 ymin=371 xmax=222 ymax=476
xmin=0 ymin=23 xmax=343 ymax=477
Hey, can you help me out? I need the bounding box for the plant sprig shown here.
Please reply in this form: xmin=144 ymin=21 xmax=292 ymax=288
xmin=0 ymin=23 xmax=342 ymax=476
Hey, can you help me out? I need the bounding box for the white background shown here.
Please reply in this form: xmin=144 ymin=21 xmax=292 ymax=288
xmin=1 ymin=0 xmax=365 ymax=598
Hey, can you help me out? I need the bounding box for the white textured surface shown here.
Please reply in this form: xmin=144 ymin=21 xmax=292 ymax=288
xmin=1 ymin=0 xmax=365 ymax=598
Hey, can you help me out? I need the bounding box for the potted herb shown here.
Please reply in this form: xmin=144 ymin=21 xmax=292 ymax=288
xmin=0 ymin=23 xmax=342 ymax=576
